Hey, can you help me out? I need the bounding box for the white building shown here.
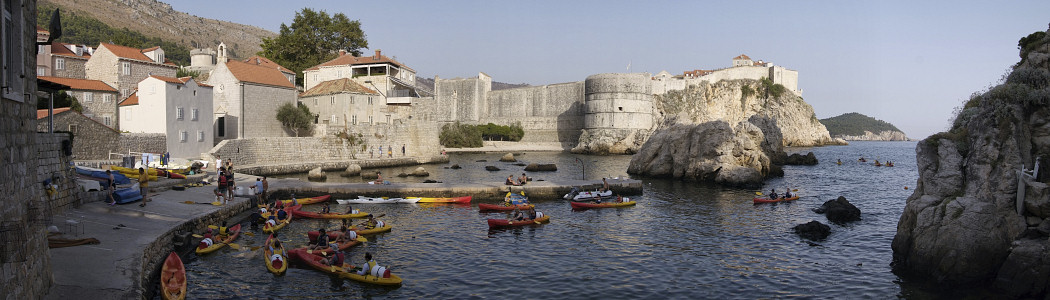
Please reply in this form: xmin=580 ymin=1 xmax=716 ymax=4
xmin=119 ymin=75 xmax=214 ymax=158
xmin=302 ymin=49 xmax=424 ymax=102
xmin=207 ymin=58 xmax=297 ymax=140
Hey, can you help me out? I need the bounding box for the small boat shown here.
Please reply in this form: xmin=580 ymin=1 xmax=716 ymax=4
xmin=563 ymin=187 xmax=615 ymax=201
xmin=478 ymin=203 xmax=534 ymax=212
xmin=336 ymin=196 xmax=419 ymax=204
xmin=752 ymin=196 xmax=801 ymax=204
xmin=487 ymin=214 xmax=551 ymax=228
xmin=414 ymin=196 xmax=471 ymax=203
xmin=292 ymin=209 xmax=369 ymax=219
xmin=264 ymin=234 xmax=288 ymax=275
xmin=277 ymin=195 xmax=331 ymax=206
xmin=886 ymin=162 xmax=895 ymax=167
xmin=160 ymin=252 xmax=186 ymax=300
xmin=195 ymin=224 xmax=241 ymax=255
xmin=570 ymin=198 xmax=636 ymax=209
xmin=263 ymin=205 xmax=297 ymax=234
xmin=287 ymin=248 xmax=403 ymax=286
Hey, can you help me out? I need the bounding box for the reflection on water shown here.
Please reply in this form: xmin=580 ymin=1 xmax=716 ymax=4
xmin=182 ymin=142 xmax=983 ymax=298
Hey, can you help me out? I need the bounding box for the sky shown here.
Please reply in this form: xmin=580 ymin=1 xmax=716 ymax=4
xmin=170 ymin=0 xmax=1050 ymax=139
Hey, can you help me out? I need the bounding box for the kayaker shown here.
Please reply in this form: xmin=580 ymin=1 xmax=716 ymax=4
xmin=510 ymin=208 xmax=525 ymax=221
xmin=321 ymin=250 xmax=346 ymax=268
xmin=334 ymin=226 xmax=357 ymax=243
xmin=265 ymin=216 xmax=277 ymax=228
xmin=217 ymin=221 xmax=229 ymax=238
xmin=519 ymin=173 xmax=528 ymax=185
xmin=362 ymin=214 xmax=378 ymax=229
xmin=354 ymin=252 xmax=379 ymax=276
xmin=600 ymin=178 xmax=610 ymax=192
xmin=199 ymin=229 xmax=214 ymax=249
xmin=345 ymin=205 xmax=357 ymax=215
xmin=837 ymin=159 xmax=842 ymax=165
xmin=527 ymin=207 xmax=537 ymax=219
xmin=320 ymin=202 xmax=331 ymax=214
xmin=769 ymin=189 xmax=779 ymax=200
xmin=783 ymin=189 xmax=793 ymax=199
xmin=269 ymin=236 xmax=285 ymax=263
xmin=311 ymin=228 xmax=331 ymax=250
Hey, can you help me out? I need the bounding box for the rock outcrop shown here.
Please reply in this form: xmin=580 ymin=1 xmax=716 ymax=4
xmin=835 ymin=130 xmax=910 ymax=141
xmin=814 ymin=196 xmax=861 ymax=224
xmin=892 ymin=28 xmax=1050 ymax=297
xmin=784 ymin=152 xmax=818 ymax=165
xmin=500 ymin=153 xmax=516 ymax=162
xmin=341 ymin=164 xmax=361 ymax=177
xmin=572 ymin=128 xmax=649 ymax=155
xmin=793 ymin=221 xmax=831 ymax=241
xmin=627 ymin=115 xmax=784 ymax=187
xmin=524 ymin=163 xmax=557 ymax=172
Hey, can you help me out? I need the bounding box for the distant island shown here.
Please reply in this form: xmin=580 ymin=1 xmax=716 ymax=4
xmin=820 ymin=112 xmax=909 ymax=141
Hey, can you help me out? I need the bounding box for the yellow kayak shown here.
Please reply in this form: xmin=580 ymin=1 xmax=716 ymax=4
xmin=264 ymin=234 xmax=288 ymax=275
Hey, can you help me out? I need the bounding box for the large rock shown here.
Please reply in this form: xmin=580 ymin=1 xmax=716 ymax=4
xmin=411 ymin=167 xmax=429 ymax=177
xmin=626 ymin=115 xmax=784 ymax=187
xmin=784 ymin=152 xmax=818 ymax=165
xmin=500 ymin=153 xmax=516 ymax=162
xmin=815 ymin=196 xmax=861 ymax=224
xmin=341 ymin=164 xmax=361 ymax=177
xmin=793 ymin=221 xmax=831 ymax=241
xmin=524 ymin=163 xmax=557 ymax=172
xmin=485 ymin=166 xmax=501 ymax=171
xmin=307 ymin=167 xmax=326 ymax=182
xmin=572 ymin=128 xmax=650 ymax=155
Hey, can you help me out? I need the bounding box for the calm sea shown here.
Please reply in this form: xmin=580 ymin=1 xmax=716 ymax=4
xmin=181 ymin=141 xmax=975 ymax=299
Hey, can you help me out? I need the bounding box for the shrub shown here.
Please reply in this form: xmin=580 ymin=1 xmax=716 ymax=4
xmin=439 ymin=121 xmax=483 ymax=147
xmin=477 ymin=122 xmax=525 ymax=141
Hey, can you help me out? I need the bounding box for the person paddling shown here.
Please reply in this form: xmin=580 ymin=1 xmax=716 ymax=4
xmin=769 ymin=189 xmax=779 ymax=200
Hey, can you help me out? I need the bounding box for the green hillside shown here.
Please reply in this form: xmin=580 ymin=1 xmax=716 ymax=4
xmin=820 ymin=112 xmax=902 ymax=136
xmin=37 ymin=5 xmax=191 ymax=65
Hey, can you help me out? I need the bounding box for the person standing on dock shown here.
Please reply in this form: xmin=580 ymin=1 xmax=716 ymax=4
xmin=379 ymin=145 xmax=383 ymax=158
xmin=214 ymin=154 xmax=222 ymax=182
xmin=388 ymin=145 xmax=393 ymax=158
xmin=138 ymin=168 xmax=150 ymax=207
xmin=262 ymin=177 xmax=269 ymax=203
xmin=402 ymin=144 xmax=406 ymax=157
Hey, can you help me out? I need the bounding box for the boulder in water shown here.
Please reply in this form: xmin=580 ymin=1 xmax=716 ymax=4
xmin=307 ymin=167 xmax=327 ymax=182
xmin=485 ymin=166 xmax=501 ymax=171
xmin=450 ymin=164 xmax=462 ymax=169
xmin=816 ymin=196 xmax=861 ymax=223
xmin=793 ymin=221 xmax=831 ymax=241
xmin=784 ymin=152 xmax=818 ymax=165
xmin=411 ymin=167 xmax=429 ymax=177
xmin=342 ymin=164 xmax=361 ymax=177
xmin=524 ymin=163 xmax=557 ymax=172
xmin=500 ymin=153 xmax=516 ymax=162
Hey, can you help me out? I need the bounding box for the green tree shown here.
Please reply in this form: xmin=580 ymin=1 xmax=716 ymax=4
xmin=334 ymin=128 xmax=366 ymax=159
xmin=276 ymin=102 xmax=314 ymax=137
xmin=37 ymin=91 xmax=82 ymax=112
xmin=176 ymin=68 xmax=202 ymax=80
xmin=259 ymin=8 xmax=368 ymax=86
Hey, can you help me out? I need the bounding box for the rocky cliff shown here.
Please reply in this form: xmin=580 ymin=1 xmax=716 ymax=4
xmin=835 ymin=130 xmax=910 ymax=141
xmin=891 ymin=28 xmax=1050 ymax=297
xmin=41 ymin=0 xmax=275 ymax=58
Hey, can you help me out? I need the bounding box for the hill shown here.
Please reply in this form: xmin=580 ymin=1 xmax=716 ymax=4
xmin=820 ymin=112 xmax=908 ymax=140
xmin=39 ymin=0 xmax=275 ymax=62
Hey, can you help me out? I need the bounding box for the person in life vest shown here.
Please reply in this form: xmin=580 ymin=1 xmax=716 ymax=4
xmin=334 ymin=226 xmax=358 ymax=245
xmin=320 ymin=202 xmax=331 ymax=214
xmin=345 ymin=205 xmax=357 ymax=215
xmin=217 ymin=221 xmax=229 ymax=239
xmin=510 ymin=207 xmax=525 ymax=221
xmin=362 ymin=214 xmax=379 ymax=230
xmin=311 ymin=228 xmax=331 ymax=251
xmin=320 ymin=250 xmax=346 ymax=269
xmin=783 ymin=189 xmax=793 ymax=199
xmin=276 ymin=207 xmax=288 ymax=221
xmin=198 ymin=229 xmax=214 ymax=249
xmin=265 ymin=216 xmax=277 ymax=228
xmin=769 ymin=189 xmax=779 ymax=200
xmin=355 ymin=252 xmax=384 ymax=276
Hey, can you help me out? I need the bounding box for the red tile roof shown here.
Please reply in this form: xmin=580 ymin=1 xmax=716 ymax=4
xmin=38 ymin=76 xmax=117 ymax=92
xmin=224 ymin=60 xmax=295 ymax=88
xmin=142 ymin=46 xmax=161 ymax=52
xmin=37 ymin=107 xmax=71 ymax=120
xmin=119 ymin=92 xmax=139 ymax=106
xmin=98 ymin=43 xmax=175 ymax=66
xmin=734 ymin=54 xmax=751 ymax=60
xmin=304 ymin=49 xmax=414 ymax=72
xmin=50 ymin=43 xmax=91 ymax=59
xmin=243 ymin=56 xmax=294 ymax=74
xmin=299 ymin=78 xmax=379 ymax=97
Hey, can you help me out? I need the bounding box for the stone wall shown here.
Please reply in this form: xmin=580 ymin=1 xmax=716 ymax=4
xmin=584 ymin=73 xmax=653 ymax=130
xmin=37 ymin=110 xmax=121 ymax=160
xmin=242 ymin=82 xmax=296 ymax=138
xmin=483 ymin=82 xmax=585 ymax=145
xmin=73 ymin=89 xmax=119 ymax=129
xmin=36 ymin=133 xmax=81 ymax=213
xmin=119 ymin=133 xmax=167 ymax=156
xmin=52 ymin=56 xmax=87 ymax=79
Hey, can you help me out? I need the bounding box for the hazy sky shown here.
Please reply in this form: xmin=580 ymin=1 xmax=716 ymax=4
xmin=171 ymin=1 xmax=1050 ymax=139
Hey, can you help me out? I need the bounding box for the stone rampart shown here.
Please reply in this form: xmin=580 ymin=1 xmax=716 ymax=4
xmin=584 ymin=73 xmax=653 ymax=130
xmin=482 ymin=82 xmax=585 ymax=146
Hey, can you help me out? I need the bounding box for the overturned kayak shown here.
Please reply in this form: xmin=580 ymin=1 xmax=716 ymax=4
xmin=570 ymin=199 xmax=636 ymax=209
xmin=753 ymin=196 xmax=800 ymax=204
xmin=487 ymin=214 xmax=550 ymax=228
xmin=414 ymin=196 xmax=471 ymax=203
xmin=287 ymin=248 xmax=403 ymax=286
xmin=195 ymin=224 xmax=241 ymax=255
xmin=478 ymin=203 xmax=534 ymax=212
xmin=277 ymin=195 xmax=331 ymax=206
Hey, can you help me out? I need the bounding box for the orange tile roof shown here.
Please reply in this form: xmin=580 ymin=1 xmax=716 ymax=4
xmin=243 ymin=56 xmax=294 ymax=74
xmin=119 ymin=92 xmax=139 ymax=106
xmin=224 ymin=60 xmax=295 ymax=88
xmin=150 ymin=75 xmax=185 ymax=84
xmin=99 ymin=43 xmax=174 ymax=66
xmin=50 ymin=42 xmax=91 ymax=59
xmin=37 ymin=107 xmax=71 ymax=120
xmin=304 ymin=50 xmax=414 ymax=72
xmin=734 ymin=54 xmax=751 ymax=60
xmin=142 ymin=46 xmax=161 ymax=52
xmin=299 ymin=78 xmax=379 ymax=97
xmin=38 ymin=76 xmax=117 ymax=92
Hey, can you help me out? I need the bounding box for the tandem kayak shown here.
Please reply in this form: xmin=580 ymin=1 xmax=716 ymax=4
xmin=478 ymin=203 xmax=534 ymax=212
xmin=292 ymin=209 xmax=369 ymax=219
xmin=287 ymin=248 xmax=403 ymax=286
xmin=308 ymin=224 xmax=391 ymax=242
xmin=570 ymin=199 xmax=636 ymax=209
xmin=195 ymin=224 xmax=241 ymax=255
xmin=277 ymin=195 xmax=331 ymax=206
xmin=160 ymin=252 xmax=186 ymax=300
xmin=487 ymin=214 xmax=551 ymax=228
xmin=264 ymin=234 xmax=288 ymax=275
xmin=263 ymin=205 xmax=297 ymax=234
xmin=414 ymin=196 xmax=471 ymax=203
xmin=753 ymin=196 xmax=801 ymax=204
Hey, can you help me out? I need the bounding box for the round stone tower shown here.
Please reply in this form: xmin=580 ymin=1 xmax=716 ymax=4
xmin=583 ymin=73 xmax=653 ymax=130
xmin=572 ymin=73 xmax=654 ymax=155
xmin=189 ymin=48 xmax=216 ymax=68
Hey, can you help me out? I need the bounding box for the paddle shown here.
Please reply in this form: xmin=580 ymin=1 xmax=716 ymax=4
xmin=183 ymin=201 xmax=212 ymax=205
xmin=228 ymin=243 xmax=240 ymax=250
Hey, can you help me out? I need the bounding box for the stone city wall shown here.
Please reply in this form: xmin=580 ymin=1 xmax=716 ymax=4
xmin=482 ymin=82 xmax=586 ymax=145
xmin=119 ymin=133 xmax=167 ymax=156
xmin=584 ymin=73 xmax=654 ymax=130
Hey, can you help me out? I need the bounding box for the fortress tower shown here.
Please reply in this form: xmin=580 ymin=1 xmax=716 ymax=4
xmin=583 ymin=73 xmax=653 ymax=131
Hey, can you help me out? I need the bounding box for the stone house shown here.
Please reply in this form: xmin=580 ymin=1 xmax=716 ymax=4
xmin=85 ymin=43 xmax=177 ymax=101
xmin=302 ymin=49 xmax=422 ymax=99
xmin=207 ymin=58 xmax=297 ymax=141
xmin=37 ymin=76 xmax=119 ymax=129
xmin=36 ymin=41 xmax=93 ymax=79
xmin=119 ymin=75 xmax=214 ymax=159
xmin=36 ymin=107 xmax=120 ymax=159
xmin=298 ymin=78 xmax=381 ymax=135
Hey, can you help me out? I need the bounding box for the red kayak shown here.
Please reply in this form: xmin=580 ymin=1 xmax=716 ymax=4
xmin=478 ymin=203 xmax=534 ymax=212
xmin=487 ymin=214 xmax=551 ymax=228
xmin=160 ymin=252 xmax=186 ymax=300
xmin=753 ymin=196 xmax=800 ymax=204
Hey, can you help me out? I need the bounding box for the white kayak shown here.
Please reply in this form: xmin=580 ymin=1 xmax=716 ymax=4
xmin=563 ymin=188 xmax=614 ymax=201
xmin=336 ymin=196 xmax=420 ymax=204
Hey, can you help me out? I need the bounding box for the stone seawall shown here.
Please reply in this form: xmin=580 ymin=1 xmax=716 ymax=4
xmin=235 ymin=155 xmax=449 ymax=176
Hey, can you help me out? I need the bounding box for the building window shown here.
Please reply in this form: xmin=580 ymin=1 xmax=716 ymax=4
xmin=314 ymin=99 xmax=317 ymax=105
xmin=104 ymin=94 xmax=113 ymax=103
xmin=368 ymin=97 xmax=372 ymax=105
xmin=83 ymin=92 xmax=93 ymax=103
xmin=368 ymin=116 xmax=373 ymax=124
xmin=331 ymin=96 xmax=335 ymax=105
xmin=36 ymin=66 xmax=45 ymax=76
xmin=197 ymin=130 xmax=204 ymax=142
xmin=176 ymin=107 xmax=184 ymax=120
xmin=2 ymin=0 xmax=25 ymax=102
xmin=191 ymin=108 xmax=198 ymax=121
xmin=352 ymin=115 xmax=356 ymax=125
xmin=350 ymin=96 xmax=354 ymax=104
xmin=121 ymin=62 xmax=131 ymax=75
xmin=121 ymin=89 xmax=129 ymax=98
xmin=68 ymin=124 xmax=78 ymax=134
xmin=56 ymin=58 xmax=64 ymax=70
xmin=103 ymin=115 xmax=111 ymax=126
xmin=179 ymin=131 xmax=187 ymax=142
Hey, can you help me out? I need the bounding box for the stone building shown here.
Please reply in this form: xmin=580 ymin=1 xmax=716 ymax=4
xmin=37 ymin=76 xmax=119 ymax=129
xmin=242 ymin=55 xmax=296 ymax=86
xmin=298 ymin=78 xmax=382 ymax=135
xmin=85 ymin=43 xmax=177 ymax=101
xmin=119 ymin=75 xmax=214 ymax=159
xmin=208 ymin=58 xmax=297 ymax=141
xmin=303 ymin=49 xmax=424 ymax=99
xmin=35 ymin=41 xmax=93 ymax=79
xmin=36 ymin=107 xmax=120 ymax=159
